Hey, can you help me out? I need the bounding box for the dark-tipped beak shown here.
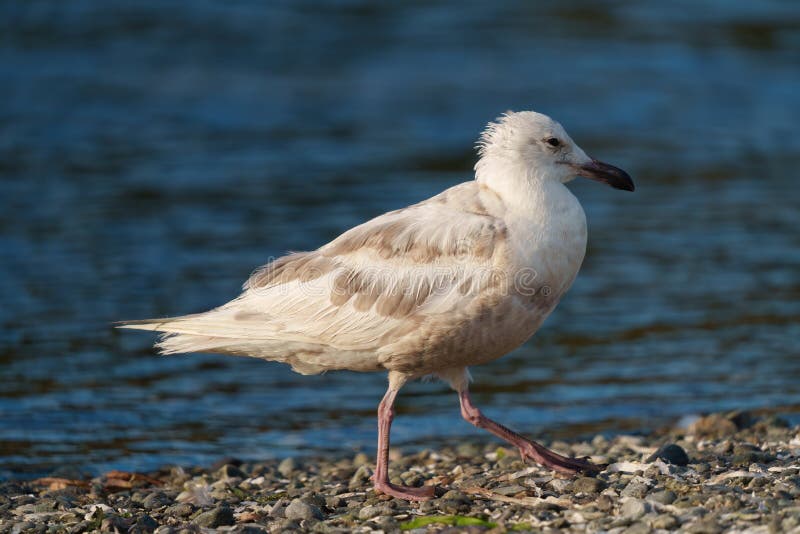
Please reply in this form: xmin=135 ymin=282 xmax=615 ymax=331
xmin=578 ymin=159 xmax=635 ymax=191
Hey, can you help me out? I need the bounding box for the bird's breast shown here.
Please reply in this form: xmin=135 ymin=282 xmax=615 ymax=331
xmin=506 ymin=187 xmax=587 ymax=306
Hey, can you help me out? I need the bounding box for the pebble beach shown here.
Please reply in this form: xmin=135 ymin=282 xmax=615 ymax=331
xmin=2 ymin=411 xmax=799 ymax=533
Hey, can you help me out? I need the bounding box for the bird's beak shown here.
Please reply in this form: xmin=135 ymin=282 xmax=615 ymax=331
xmin=577 ymin=159 xmax=635 ymax=191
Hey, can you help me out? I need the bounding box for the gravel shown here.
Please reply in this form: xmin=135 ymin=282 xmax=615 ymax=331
xmin=1 ymin=410 xmax=799 ymax=533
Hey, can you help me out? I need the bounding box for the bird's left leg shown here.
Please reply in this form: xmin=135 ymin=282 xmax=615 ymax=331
xmin=445 ymin=368 xmax=600 ymax=475
xmin=372 ymin=372 xmax=436 ymax=501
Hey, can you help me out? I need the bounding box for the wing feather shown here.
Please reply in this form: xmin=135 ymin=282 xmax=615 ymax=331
xmin=119 ymin=182 xmax=513 ymax=371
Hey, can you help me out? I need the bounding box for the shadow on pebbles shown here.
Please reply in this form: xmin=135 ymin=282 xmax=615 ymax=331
xmin=2 ymin=411 xmax=800 ymax=533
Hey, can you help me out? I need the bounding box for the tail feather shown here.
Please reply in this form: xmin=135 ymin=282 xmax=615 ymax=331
xmin=155 ymin=333 xmax=235 ymax=355
xmin=118 ymin=313 xmax=379 ymax=375
xmin=116 ymin=311 xmax=275 ymax=339
xmin=114 ymin=314 xmax=203 ymax=332
xmin=116 ymin=310 xmax=314 ymax=356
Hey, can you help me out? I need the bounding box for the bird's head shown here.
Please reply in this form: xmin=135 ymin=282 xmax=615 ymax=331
xmin=475 ymin=111 xmax=634 ymax=192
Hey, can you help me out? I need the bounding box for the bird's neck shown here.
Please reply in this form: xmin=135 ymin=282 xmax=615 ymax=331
xmin=475 ymin=157 xmax=566 ymax=216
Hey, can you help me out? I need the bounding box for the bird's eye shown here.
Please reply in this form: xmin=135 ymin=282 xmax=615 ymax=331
xmin=545 ymin=137 xmax=561 ymax=148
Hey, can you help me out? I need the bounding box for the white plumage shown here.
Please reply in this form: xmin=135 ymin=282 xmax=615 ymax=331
xmin=119 ymin=110 xmax=634 ymax=500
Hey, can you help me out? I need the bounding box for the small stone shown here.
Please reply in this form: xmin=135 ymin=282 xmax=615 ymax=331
xmin=269 ymin=498 xmax=287 ymax=518
xmin=101 ymin=514 xmax=131 ymax=532
xmin=143 ymin=491 xmax=171 ymax=510
xmin=132 ymin=514 xmax=159 ymax=533
xmin=325 ymin=495 xmax=345 ymax=509
xmin=32 ymin=499 xmax=57 ymax=513
xmin=621 ymin=498 xmax=650 ymax=520
xmin=303 ymin=493 xmax=327 ymax=509
xmin=11 ymin=523 xmax=36 ymax=534
xmin=693 ymin=462 xmax=711 ymax=474
xmin=437 ymin=489 xmax=471 ymax=514
xmin=216 ymin=463 xmax=247 ymax=480
xmin=349 ymin=464 xmax=372 ymax=490
xmin=372 ymin=515 xmax=399 ymax=530
xmin=193 ymin=505 xmax=235 ymax=527
xmin=647 ymin=444 xmax=689 ymax=466
xmin=165 ymin=502 xmax=194 ymax=517
xmin=651 ymin=514 xmax=679 ymax=529
xmin=277 ymin=458 xmax=296 ymax=477
xmin=497 ymin=454 xmax=518 ymax=469
xmin=623 ymin=522 xmax=652 ymax=534
xmin=552 ymin=517 xmax=570 ymax=529
xmin=230 ymin=526 xmax=268 ymax=534
xmin=358 ymin=504 xmax=384 ymax=520
xmin=685 ymin=519 xmax=721 ymax=534
xmin=595 ymin=494 xmax=613 ymax=512
xmin=548 ymin=478 xmax=572 ymax=492
xmin=493 ymin=484 xmax=527 ymax=496
xmin=285 ymin=498 xmax=324 ymax=521
xmin=621 ymin=481 xmax=650 ymax=498
xmin=648 ymin=489 xmax=677 ymax=505
xmin=573 ymin=476 xmax=606 ymax=494
xmin=731 ymin=449 xmax=775 ymax=466
xmin=782 ymin=514 xmax=800 ymax=531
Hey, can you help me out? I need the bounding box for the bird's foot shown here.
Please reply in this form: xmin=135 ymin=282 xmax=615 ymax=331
xmin=374 ymin=480 xmax=436 ymax=501
xmin=518 ymin=440 xmax=602 ymax=475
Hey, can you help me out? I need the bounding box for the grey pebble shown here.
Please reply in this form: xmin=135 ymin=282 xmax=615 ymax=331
xmin=165 ymin=502 xmax=194 ymax=517
xmin=268 ymin=497 xmax=287 ymax=518
xmin=492 ymin=484 xmax=527 ymax=496
xmin=623 ymin=521 xmax=652 ymax=534
xmin=216 ymin=463 xmax=247 ymax=480
xmin=230 ymin=526 xmax=268 ymax=534
xmin=371 ymin=515 xmax=399 ymax=530
xmin=647 ymin=443 xmax=690 ymax=466
xmin=303 ymin=493 xmax=327 ymax=509
xmin=684 ymin=519 xmax=722 ymax=534
xmin=101 ymin=514 xmax=132 ymax=532
xmin=278 ymin=457 xmax=296 ymax=477
xmin=621 ymin=498 xmax=650 ymax=520
xmin=573 ymin=476 xmax=606 ymax=494
xmin=648 ymin=489 xmax=677 ymax=505
xmin=131 ymin=514 xmax=159 ymax=534
xmin=142 ymin=491 xmax=171 ymax=510
xmin=548 ymin=478 xmax=572 ymax=492
xmin=348 ymin=464 xmax=372 ymax=490
xmin=595 ymin=494 xmax=614 ymax=512
xmin=325 ymin=495 xmax=345 ymax=509
xmin=621 ymin=481 xmax=650 ymax=498
xmin=285 ymin=498 xmax=324 ymax=521
xmin=651 ymin=514 xmax=679 ymax=529
xmin=358 ymin=504 xmax=386 ymax=520
xmin=193 ymin=505 xmax=235 ymax=527
xmin=12 ymin=522 xmax=38 ymax=534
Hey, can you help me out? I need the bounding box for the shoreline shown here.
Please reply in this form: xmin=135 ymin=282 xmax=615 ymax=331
xmin=1 ymin=411 xmax=799 ymax=533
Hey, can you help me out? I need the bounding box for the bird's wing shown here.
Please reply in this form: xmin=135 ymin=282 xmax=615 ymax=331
xmin=120 ymin=182 xmax=516 ymax=367
xmin=231 ymin=182 xmax=511 ymax=350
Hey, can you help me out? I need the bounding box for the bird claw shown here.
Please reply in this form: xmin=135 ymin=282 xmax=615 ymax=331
xmin=374 ymin=480 xmax=436 ymax=501
xmin=518 ymin=443 xmax=602 ymax=475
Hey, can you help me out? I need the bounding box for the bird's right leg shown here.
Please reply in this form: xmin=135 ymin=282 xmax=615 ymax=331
xmin=373 ymin=378 xmax=436 ymax=501
xmin=458 ymin=387 xmax=599 ymax=474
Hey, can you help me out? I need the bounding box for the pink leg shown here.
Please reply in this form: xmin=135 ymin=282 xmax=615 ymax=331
xmin=458 ymin=389 xmax=600 ymax=475
xmin=373 ymin=387 xmax=435 ymax=501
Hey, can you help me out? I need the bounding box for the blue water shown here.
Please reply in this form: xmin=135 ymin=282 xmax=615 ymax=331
xmin=1 ymin=1 xmax=799 ymax=479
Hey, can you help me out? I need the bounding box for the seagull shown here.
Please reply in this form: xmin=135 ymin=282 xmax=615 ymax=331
xmin=119 ymin=111 xmax=634 ymax=501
